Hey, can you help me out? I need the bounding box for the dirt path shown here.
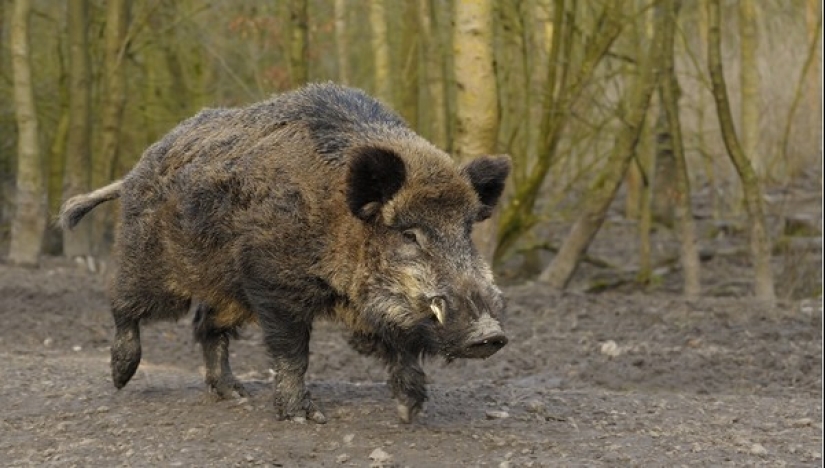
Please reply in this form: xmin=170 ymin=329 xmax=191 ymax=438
xmin=1 ymin=260 xmax=821 ymax=466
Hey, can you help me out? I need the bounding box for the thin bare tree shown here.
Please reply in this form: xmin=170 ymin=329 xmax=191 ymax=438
xmin=92 ymin=0 xmax=130 ymax=256
xmin=9 ymin=0 xmax=46 ymax=266
xmin=453 ymin=0 xmax=500 ymax=262
xmin=334 ymin=0 xmax=349 ymax=84
xmin=707 ymin=0 xmax=775 ymax=301
xmin=738 ymin=0 xmax=762 ymax=178
xmin=287 ymin=0 xmax=308 ymax=87
xmin=660 ymin=0 xmax=700 ymax=296
xmin=418 ymin=0 xmax=447 ymax=149
xmin=370 ymin=0 xmax=392 ymax=105
xmin=62 ymin=0 xmax=92 ymax=259
xmin=539 ymin=4 xmax=664 ymax=290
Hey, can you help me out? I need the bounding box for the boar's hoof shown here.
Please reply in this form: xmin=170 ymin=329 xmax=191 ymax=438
xmin=274 ymin=395 xmax=327 ymax=424
xmin=396 ymin=401 xmax=424 ymax=424
xmin=208 ymin=378 xmax=250 ymax=399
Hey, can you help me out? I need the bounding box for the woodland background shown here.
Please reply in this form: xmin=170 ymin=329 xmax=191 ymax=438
xmin=0 ymin=0 xmax=821 ymax=302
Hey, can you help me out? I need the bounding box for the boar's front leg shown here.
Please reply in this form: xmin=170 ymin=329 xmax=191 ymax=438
xmin=192 ymin=303 xmax=249 ymax=399
xmin=389 ymin=353 xmax=427 ymax=423
xmin=349 ymin=333 xmax=427 ymax=423
xmin=259 ymin=313 xmax=326 ymax=424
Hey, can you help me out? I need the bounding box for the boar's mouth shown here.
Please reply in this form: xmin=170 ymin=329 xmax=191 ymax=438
xmin=425 ymin=295 xmax=508 ymax=360
xmin=458 ymin=330 xmax=508 ymax=359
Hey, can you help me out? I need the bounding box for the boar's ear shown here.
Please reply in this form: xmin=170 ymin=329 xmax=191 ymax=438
xmin=346 ymin=147 xmax=407 ymax=221
xmin=461 ymin=155 xmax=511 ymax=221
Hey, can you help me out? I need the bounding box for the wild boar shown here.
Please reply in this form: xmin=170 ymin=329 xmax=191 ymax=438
xmin=60 ymin=83 xmax=510 ymax=424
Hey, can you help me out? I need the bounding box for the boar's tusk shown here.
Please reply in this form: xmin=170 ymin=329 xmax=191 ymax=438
xmin=430 ymin=298 xmax=446 ymax=324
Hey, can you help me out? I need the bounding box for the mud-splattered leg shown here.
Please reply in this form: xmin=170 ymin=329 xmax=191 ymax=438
xmin=111 ymin=314 xmax=141 ymax=389
xmin=349 ymin=333 xmax=428 ymax=423
xmin=260 ymin=315 xmax=326 ymax=423
xmin=192 ymin=303 xmax=248 ymax=399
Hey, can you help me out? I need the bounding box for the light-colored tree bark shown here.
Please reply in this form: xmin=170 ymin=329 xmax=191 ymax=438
xmin=660 ymin=0 xmax=700 ymax=297
xmin=538 ymin=4 xmax=663 ymax=290
xmin=334 ymin=0 xmax=349 ymax=84
xmin=697 ymin=0 xmax=719 ymax=220
xmin=738 ymin=0 xmax=762 ymax=178
xmin=806 ymin=0 xmax=821 ymax=121
xmin=288 ymin=0 xmax=309 ymax=87
xmin=707 ymin=0 xmax=775 ymax=301
xmin=453 ymin=0 xmax=500 ymax=263
xmin=9 ymin=0 xmax=46 ymax=266
xmin=419 ymin=0 xmax=448 ymax=149
xmin=62 ymin=0 xmax=92 ymax=259
xmin=370 ymin=0 xmax=392 ymax=105
xmin=399 ymin=0 xmax=420 ymax=129
xmin=651 ymin=95 xmax=676 ymax=229
xmin=780 ymin=7 xmax=821 ymax=177
xmin=92 ymin=0 xmax=129 ymax=256
xmin=636 ymin=121 xmax=654 ymax=285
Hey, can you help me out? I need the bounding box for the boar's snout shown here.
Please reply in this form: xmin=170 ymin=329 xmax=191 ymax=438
xmin=460 ymin=313 xmax=508 ymax=359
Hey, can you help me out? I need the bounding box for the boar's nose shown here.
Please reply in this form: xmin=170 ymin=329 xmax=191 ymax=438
xmin=462 ymin=314 xmax=508 ymax=359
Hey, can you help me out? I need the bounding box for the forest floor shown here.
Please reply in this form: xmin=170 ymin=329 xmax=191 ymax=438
xmin=1 ymin=171 xmax=821 ymax=467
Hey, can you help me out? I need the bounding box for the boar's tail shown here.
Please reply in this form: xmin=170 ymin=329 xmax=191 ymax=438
xmin=58 ymin=179 xmax=123 ymax=230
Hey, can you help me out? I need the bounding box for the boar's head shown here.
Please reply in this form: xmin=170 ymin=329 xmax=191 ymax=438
xmin=345 ymin=143 xmax=511 ymax=361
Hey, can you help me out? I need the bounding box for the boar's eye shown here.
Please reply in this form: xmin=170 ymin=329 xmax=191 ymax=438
xmin=401 ymin=228 xmax=422 ymax=247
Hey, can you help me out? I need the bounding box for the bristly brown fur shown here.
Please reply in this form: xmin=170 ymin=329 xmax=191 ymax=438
xmin=60 ymin=83 xmax=511 ymax=423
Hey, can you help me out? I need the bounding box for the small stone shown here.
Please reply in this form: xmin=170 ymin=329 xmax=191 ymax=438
xmin=369 ymin=447 xmax=392 ymax=464
xmin=72 ymin=345 xmax=82 ymax=352
xmin=343 ymin=433 xmax=355 ymax=445
xmin=750 ymin=443 xmax=767 ymax=455
xmin=790 ymin=418 xmax=813 ymax=427
xmin=43 ymin=338 xmax=53 ymax=347
xmin=526 ymin=400 xmax=545 ymax=414
xmin=600 ymin=340 xmax=621 ymax=357
xmin=485 ymin=410 xmax=510 ymax=419
xmin=499 ymin=462 xmax=511 ymax=468
xmin=336 ymin=454 xmax=349 ymax=464
xmin=96 ymin=406 xmax=110 ymax=413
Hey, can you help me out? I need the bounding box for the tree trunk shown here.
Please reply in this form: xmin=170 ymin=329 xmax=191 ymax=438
xmin=538 ymin=5 xmax=663 ymax=290
xmin=418 ymin=0 xmax=448 ymax=149
xmin=806 ymin=0 xmax=821 ymax=123
xmin=697 ymin=0 xmax=719 ymax=220
xmin=398 ymin=0 xmax=420 ymax=130
xmin=738 ymin=0 xmax=762 ymax=178
xmin=92 ymin=0 xmax=129 ymax=257
xmin=62 ymin=0 xmax=92 ymax=259
xmin=636 ymin=123 xmax=654 ymax=285
xmin=707 ymin=0 xmax=775 ymax=301
xmin=453 ymin=0 xmax=500 ymax=263
xmin=370 ymin=0 xmax=392 ymax=105
xmin=9 ymin=0 xmax=46 ymax=267
xmin=660 ymin=0 xmax=700 ymax=297
xmin=651 ymin=93 xmax=676 ymax=229
xmin=288 ymin=0 xmax=309 ymax=87
xmin=334 ymin=0 xmax=349 ymax=84
xmin=496 ymin=1 xmax=624 ymax=261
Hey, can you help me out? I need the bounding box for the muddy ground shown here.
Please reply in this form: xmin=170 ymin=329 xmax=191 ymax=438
xmin=1 ymin=171 xmax=822 ymax=466
xmin=0 ymin=253 xmax=821 ymax=467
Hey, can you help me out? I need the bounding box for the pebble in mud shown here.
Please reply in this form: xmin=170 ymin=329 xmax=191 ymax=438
xmin=369 ymin=447 xmax=392 ymax=467
xmin=486 ymin=410 xmax=510 ymax=419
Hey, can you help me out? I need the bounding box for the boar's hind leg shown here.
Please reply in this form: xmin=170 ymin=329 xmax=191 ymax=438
xmin=111 ymin=314 xmax=141 ymax=389
xmin=110 ymin=277 xmax=190 ymax=390
xmin=192 ymin=303 xmax=249 ymax=398
xmin=349 ymin=333 xmax=427 ymax=423
xmin=259 ymin=315 xmax=326 ymax=424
